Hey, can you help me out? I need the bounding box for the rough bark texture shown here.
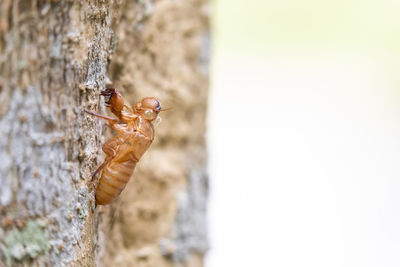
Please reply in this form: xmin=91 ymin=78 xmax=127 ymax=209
xmin=0 ymin=1 xmax=209 ymax=266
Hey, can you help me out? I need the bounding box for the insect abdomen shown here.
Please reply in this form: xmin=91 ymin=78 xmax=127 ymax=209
xmin=95 ymin=159 xmax=137 ymax=205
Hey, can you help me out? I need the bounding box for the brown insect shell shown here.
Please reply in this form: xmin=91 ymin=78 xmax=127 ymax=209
xmin=114 ymin=114 xmax=155 ymax=163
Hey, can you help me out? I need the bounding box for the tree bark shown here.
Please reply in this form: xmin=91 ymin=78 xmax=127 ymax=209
xmin=0 ymin=1 xmax=209 ymax=266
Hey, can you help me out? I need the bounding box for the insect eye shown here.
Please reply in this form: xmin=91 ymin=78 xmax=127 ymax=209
xmin=144 ymin=110 xmax=154 ymax=120
xmin=156 ymin=101 xmax=161 ymax=111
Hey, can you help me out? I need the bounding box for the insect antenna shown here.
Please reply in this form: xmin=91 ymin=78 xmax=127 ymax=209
xmin=160 ymin=107 xmax=173 ymax=112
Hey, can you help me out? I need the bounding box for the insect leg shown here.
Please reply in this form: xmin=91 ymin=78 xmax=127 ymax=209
xmin=91 ymin=138 xmax=121 ymax=180
xmin=84 ymin=110 xmax=119 ymax=124
xmin=123 ymin=104 xmax=134 ymax=113
xmin=91 ymin=157 xmax=112 ymax=180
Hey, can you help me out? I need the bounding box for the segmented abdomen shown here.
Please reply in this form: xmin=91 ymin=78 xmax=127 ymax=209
xmin=95 ymin=158 xmax=137 ymax=205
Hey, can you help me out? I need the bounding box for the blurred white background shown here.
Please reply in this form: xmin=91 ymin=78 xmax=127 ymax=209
xmin=207 ymin=1 xmax=400 ymax=266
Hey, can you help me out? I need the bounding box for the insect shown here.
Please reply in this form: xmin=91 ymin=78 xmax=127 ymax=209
xmin=85 ymin=88 xmax=162 ymax=205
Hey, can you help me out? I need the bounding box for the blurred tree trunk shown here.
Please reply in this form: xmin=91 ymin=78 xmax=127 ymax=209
xmin=0 ymin=1 xmax=208 ymax=266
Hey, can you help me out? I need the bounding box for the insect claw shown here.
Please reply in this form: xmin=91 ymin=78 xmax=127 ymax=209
xmin=100 ymin=88 xmax=119 ymax=104
xmin=100 ymin=88 xmax=116 ymax=98
xmin=100 ymin=88 xmax=116 ymax=95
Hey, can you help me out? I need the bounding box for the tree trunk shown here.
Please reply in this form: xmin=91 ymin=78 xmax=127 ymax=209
xmin=0 ymin=1 xmax=209 ymax=266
